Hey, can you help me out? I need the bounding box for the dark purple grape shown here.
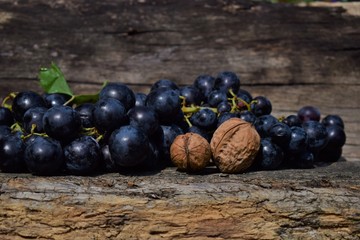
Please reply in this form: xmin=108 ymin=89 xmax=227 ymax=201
xmin=0 ymin=107 xmax=14 ymax=126
xmin=321 ymin=114 xmax=344 ymax=129
xmin=238 ymin=110 xmax=256 ymax=124
xmin=43 ymin=93 xmax=70 ymax=108
xmin=23 ymin=107 xmax=47 ymax=134
xmin=288 ymin=150 xmax=314 ymax=169
xmin=150 ymin=79 xmax=179 ymax=91
xmin=109 ymin=125 xmax=151 ymax=168
xmin=214 ymin=71 xmax=240 ymax=94
xmin=42 ymin=105 xmax=82 ymax=142
xmin=325 ymin=125 xmax=346 ymax=148
xmin=75 ymin=103 xmax=95 ymax=128
xmin=190 ymin=108 xmax=217 ymax=130
xmin=317 ymin=145 xmax=342 ymax=162
xmin=188 ymin=125 xmax=213 ymax=143
xmin=128 ymin=106 xmax=159 ymax=137
xmin=160 ymin=124 xmax=183 ymax=163
xmin=0 ymin=133 xmax=26 ymax=172
xmin=101 ymin=144 xmax=117 ymax=172
xmin=145 ymin=88 xmax=181 ymax=124
xmin=255 ymin=138 xmax=284 ymax=170
xmin=217 ymin=101 xmax=231 ymax=114
xmin=282 ymin=115 xmax=302 ymax=127
xmin=135 ymin=93 xmax=147 ymax=107
xmin=12 ymin=91 xmax=46 ymax=122
xmin=93 ymin=98 xmax=128 ymax=133
xmin=64 ymin=136 xmax=101 ymax=175
xmin=236 ymin=88 xmax=253 ymax=104
xmin=0 ymin=125 xmax=11 ymax=143
xmin=250 ymin=96 xmax=272 ymax=117
xmin=207 ymin=90 xmax=228 ymax=107
xmin=99 ymin=82 xmax=135 ymax=111
xmin=193 ymin=74 xmax=215 ymax=98
xmin=180 ymin=85 xmax=204 ymax=106
xmin=269 ymin=122 xmax=291 ymax=149
xmin=302 ymin=121 xmax=328 ymax=152
xmin=297 ymin=106 xmax=321 ymax=123
xmin=254 ymin=114 xmax=278 ymax=138
xmin=287 ymin=126 xmax=309 ymax=154
xmin=217 ymin=112 xmax=238 ymax=127
xmin=24 ymin=136 xmax=64 ymax=175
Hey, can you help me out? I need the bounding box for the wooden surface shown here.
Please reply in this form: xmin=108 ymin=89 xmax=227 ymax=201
xmin=0 ymin=0 xmax=360 ymax=239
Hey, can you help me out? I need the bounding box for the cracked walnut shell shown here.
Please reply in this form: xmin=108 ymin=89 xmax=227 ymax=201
xmin=170 ymin=132 xmax=211 ymax=172
xmin=210 ymin=118 xmax=260 ymax=173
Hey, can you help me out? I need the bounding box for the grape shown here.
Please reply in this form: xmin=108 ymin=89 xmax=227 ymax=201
xmin=325 ymin=125 xmax=346 ymax=148
xmin=190 ymin=108 xmax=217 ymax=130
xmin=268 ymin=122 xmax=291 ymax=149
xmin=297 ymin=106 xmax=321 ymax=123
xmin=287 ymin=126 xmax=309 ymax=154
xmin=64 ymin=136 xmax=101 ymax=175
xmin=75 ymin=103 xmax=95 ymax=128
xmin=236 ymin=89 xmax=253 ymax=104
xmin=43 ymin=93 xmax=70 ymax=108
xmin=160 ymin=124 xmax=183 ymax=163
xmin=42 ymin=105 xmax=82 ymax=142
xmin=24 ymin=136 xmax=64 ymax=175
xmin=282 ymin=115 xmax=301 ymax=127
xmin=0 ymin=107 xmax=14 ymax=126
xmin=250 ymin=96 xmax=272 ymax=117
xmin=93 ymin=98 xmax=128 ymax=133
xmin=23 ymin=107 xmax=47 ymax=134
xmin=188 ymin=125 xmax=213 ymax=143
xmin=302 ymin=121 xmax=328 ymax=153
xmin=12 ymin=91 xmax=47 ymax=122
xmin=128 ymin=106 xmax=159 ymax=136
xmin=109 ymin=125 xmax=151 ymax=168
xmin=255 ymin=138 xmax=284 ymax=170
xmin=321 ymin=114 xmax=344 ymax=129
xmin=99 ymin=82 xmax=135 ymax=111
xmin=214 ymin=71 xmax=240 ymax=94
xmin=288 ymin=150 xmax=314 ymax=169
xmin=217 ymin=112 xmax=238 ymax=127
xmin=0 ymin=125 xmax=12 ymax=143
xmin=193 ymin=74 xmax=215 ymax=98
xmin=145 ymin=87 xmax=181 ymax=124
xmin=101 ymin=144 xmax=117 ymax=172
xmin=135 ymin=93 xmax=147 ymax=107
xmin=150 ymin=79 xmax=179 ymax=91
xmin=207 ymin=90 xmax=228 ymax=107
xmin=0 ymin=133 xmax=27 ymax=173
xmin=180 ymin=85 xmax=204 ymax=106
xmin=217 ymin=101 xmax=231 ymax=114
xmin=254 ymin=114 xmax=278 ymax=138
xmin=317 ymin=145 xmax=343 ymax=162
xmin=238 ymin=110 xmax=256 ymax=124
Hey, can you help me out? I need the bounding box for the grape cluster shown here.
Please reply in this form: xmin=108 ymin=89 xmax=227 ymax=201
xmin=0 ymin=71 xmax=346 ymax=175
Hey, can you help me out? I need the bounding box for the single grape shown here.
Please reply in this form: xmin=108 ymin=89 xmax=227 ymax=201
xmin=250 ymin=96 xmax=272 ymax=117
xmin=108 ymin=125 xmax=151 ymax=168
xmin=160 ymin=124 xmax=184 ymax=163
xmin=317 ymin=145 xmax=342 ymax=162
xmin=321 ymin=114 xmax=344 ymax=129
xmin=0 ymin=125 xmax=12 ymax=143
xmin=255 ymin=138 xmax=284 ymax=170
xmin=238 ymin=110 xmax=256 ymax=124
xmin=12 ymin=91 xmax=47 ymax=122
xmin=0 ymin=107 xmax=14 ymax=126
xmin=207 ymin=90 xmax=228 ymax=107
xmin=217 ymin=112 xmax=238 ymax=127
xmin=254 ymin=114 xmax=278 ymax=138
xmin=0 ymin=133 xmax=27 ymax=173
xmin=93 ymin=98 xmax=128 ymax=133
xmin=217 ymin=101 xmax=231 ymax=114
xmin=287 ymin=150 xmax=314 ymax=169
xmin=214 ymin=71 xmax=240 ymax=94
xmin=42 ymin=105 xmax=82 ymax=142
xmin=75 ymin=103 xmax=95 ymax=128
xmin=188 ymin=125 xmax=213 ymax=143
xmin=64 ymin=136 xmax=101 ymax=175
xmin=193 ymin=74 xmax=215 ymax=98
xmin=99 ymin=82 xmax=136 ymax=111
xmin=24 ymin=136 xmax=64 ymax=175
xmin=282 ymin=115 xmax=302 ymax=127
xmin=180 ymin=85 xmax=204 ymax=106
xmin=190 ymin=108 xmax=217 ymax=130
xmin=145 ymin=87 xmax=181 ymax=124
xmin=302 ymin=121 xmax=328 ymax=153
xmin=135 ymin=92 xmax=147 ymax=107
xmin=150 ymin=79 xmax=179 ymax=91
xmin=325 ymin=125 xmax=346 ymax=148
xmin=287 ymin=126 xmax=309 ymax=154
xmin=236 ymin=88 xmax=253 ymax=104
xmin=269 ymin=122 xmax=291 ymax=149
xmin=23 ymin=107 xmax=47 ymax=134
xmin=128 ymin=106 xmax=159 ymax=137
xmin=297 ymin=106 xmax=321 ymax=123
xmin=101 ymin=144 xmax=118 ymax=172
xmin=43 ymin=93 xmax=71 ymax=108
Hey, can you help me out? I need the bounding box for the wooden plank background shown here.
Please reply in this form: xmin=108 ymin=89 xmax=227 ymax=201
xmin=0 ymin=1 xmax=360 ymax=239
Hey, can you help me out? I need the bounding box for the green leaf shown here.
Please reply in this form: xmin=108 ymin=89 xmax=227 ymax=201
xmin=72 ymin=93 xmax=99 ymax=105
xmin=38 ymin=62 xmax=74 ymax=96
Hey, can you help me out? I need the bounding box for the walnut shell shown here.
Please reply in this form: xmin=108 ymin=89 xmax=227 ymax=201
xmin=170 ymin=132 xmax=211 ymax=172
xmin=210 ymin=118 xmax=260 ymax=173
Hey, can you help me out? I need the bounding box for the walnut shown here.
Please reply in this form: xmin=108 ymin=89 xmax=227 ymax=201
xmin=170 ymin=132 xmax=211 ymax=172
xmin=210 ymin=118 xmax=260 ymax=173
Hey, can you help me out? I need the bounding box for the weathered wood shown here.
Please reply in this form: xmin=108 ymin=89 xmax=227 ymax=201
xmin=0 ymin=1 xmax=360 ymax=239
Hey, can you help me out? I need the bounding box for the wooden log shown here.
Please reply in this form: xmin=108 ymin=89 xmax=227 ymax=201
xmin=0 ymin=1 xmax=360 ymax=239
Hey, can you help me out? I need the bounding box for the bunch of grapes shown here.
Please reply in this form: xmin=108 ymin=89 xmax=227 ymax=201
xmin=0 ymin=70 xmax=346 ymax=175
